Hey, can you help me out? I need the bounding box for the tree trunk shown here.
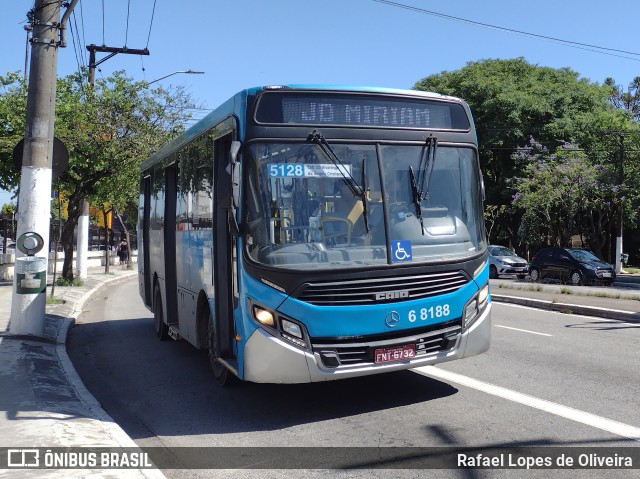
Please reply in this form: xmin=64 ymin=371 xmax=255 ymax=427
xmin=61 ymin=196 xmax=82 ymax=280
xmin=102 ymin=208 xmax=112 ymax=273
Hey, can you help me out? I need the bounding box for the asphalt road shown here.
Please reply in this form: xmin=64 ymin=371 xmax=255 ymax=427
xmin=67 ymin=278 xmax=640 ymax=479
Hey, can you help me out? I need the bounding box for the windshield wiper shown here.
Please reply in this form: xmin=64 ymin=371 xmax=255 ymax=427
xmin=409 ymin=166 xmax=424 ymax=234
xmin=308 ymin=130 xmax=369 ymax=233
xmin=361 ymin=157 xmax=369 ymax=233
xmin=409 ymin=136 xmax=438 ymax=235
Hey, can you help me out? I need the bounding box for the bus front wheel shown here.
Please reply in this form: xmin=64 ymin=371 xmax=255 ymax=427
xmin=153 ymin=285 xmax=168 ymax=340
xmin=207 ymin=314 xmax=235 ymax=387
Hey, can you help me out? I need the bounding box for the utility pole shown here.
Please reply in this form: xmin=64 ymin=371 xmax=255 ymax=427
xmin=73 ymin=44 xmax=149 ymax=278
xmin=615 ymin=134 xmax=624 ymax=274
xmin=86 ymin=44 xmax=149 ymax=84
xmin=10 ymin=0 xmax=78 ymax=336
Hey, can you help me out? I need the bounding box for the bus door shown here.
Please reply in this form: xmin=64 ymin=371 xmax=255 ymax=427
xmin=142 ymin=175 xmax=152 ymax=307
xmin=164 ymin=163 xmax=179 ymax=328
xmin=213 ymin=134 xmax=237 ymax=361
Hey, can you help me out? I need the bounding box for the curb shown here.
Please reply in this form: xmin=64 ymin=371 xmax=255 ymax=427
xmin=491 ymin=294 xmax=640 ymax=323
xmin=56 ymin=271 xmax=167 ymax=479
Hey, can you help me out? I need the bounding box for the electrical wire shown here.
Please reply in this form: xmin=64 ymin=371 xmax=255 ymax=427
xmin=77 ymin=0 xmax=87 ymax=58
xmin=124 ymin=0 xmax=131 ymax=46
xmin=101 ymin=0 xmax=105 ymax=45
xmin=372 ymin=0 xmax=640 ymax=62
xmin=71 ymin=11 xmax=86 ymax=70
xmin=141 ymin=0 xmax=157 ymax=77
xmin=68 ymin=12 xmax=87 ymax=98
xmin=146 ymin=0 xmax=157 ymax=49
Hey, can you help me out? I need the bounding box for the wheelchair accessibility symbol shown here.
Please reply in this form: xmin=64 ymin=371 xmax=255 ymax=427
xmin=392 ymin=240 xmax=412 ymax=262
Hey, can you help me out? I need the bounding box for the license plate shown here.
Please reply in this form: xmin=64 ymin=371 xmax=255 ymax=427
xmin=374 ymin=344 xmax=415 ymax=363
xmin=601 ymin=272 xmax=612 ymax=278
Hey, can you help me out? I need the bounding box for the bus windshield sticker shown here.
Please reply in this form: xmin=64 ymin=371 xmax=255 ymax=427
xmin=268 ymin=163 xmax=352 ymax=178
xmin=391 ymin=240 xmax=413 ymax=262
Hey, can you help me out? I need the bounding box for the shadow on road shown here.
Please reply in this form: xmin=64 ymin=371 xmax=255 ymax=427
xmin=67 ymin=316 xmax=459 ymax=441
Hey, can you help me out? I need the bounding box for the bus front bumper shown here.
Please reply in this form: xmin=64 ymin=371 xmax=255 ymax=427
xmin=243 ymin=303 xmax=491 ymax=384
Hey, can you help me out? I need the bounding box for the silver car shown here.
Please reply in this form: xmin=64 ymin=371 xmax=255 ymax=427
xmin=488 ymin=245 xmax=529 ymax=279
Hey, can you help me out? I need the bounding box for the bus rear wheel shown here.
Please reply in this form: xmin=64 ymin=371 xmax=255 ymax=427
xmin=207 ymin=312 xmax=235 ymax=387
xmin=153 ymin=285 xmax=168 ymax=340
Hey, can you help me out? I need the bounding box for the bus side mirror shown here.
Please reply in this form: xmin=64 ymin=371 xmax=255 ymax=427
xmin=230 ymin=141 xmax=241 ymax=164
xmin=230 ymin=141 xmax=242 ymax=208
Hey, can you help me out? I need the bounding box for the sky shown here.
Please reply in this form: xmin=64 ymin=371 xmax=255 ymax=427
xmin=1 ymin=0 xmax=639 ymax=207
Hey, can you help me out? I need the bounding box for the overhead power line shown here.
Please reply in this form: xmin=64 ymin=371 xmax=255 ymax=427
xmin=146 ymin=0 xmax=157 ymax=49
xmin=125 ymin=0 xmax=131 ymax=46
xmin=372 ymin=0 xmax=640 ymax=62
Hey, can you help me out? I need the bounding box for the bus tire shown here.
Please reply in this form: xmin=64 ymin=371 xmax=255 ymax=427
xmin=207 ymin=311 xmax=236 ymax=387
xmin=153 ymin=285 xmax=168 ymax=340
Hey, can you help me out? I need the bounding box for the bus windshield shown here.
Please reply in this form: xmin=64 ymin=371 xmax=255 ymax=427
xmin=245 ymin=142 xmax=485 ymax=269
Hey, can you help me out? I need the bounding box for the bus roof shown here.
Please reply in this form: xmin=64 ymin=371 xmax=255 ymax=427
xmin=247 ymin=84 xmax=461 ymax=101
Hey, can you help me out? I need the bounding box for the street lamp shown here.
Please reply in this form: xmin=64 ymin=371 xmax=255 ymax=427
xmin=147 ymin=69 xmax=205 ymax=85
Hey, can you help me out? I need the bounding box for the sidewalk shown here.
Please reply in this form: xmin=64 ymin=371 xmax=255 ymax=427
xmin=0 ymin=266 xmax=165 ymax=478
xmin=490 ymin=276 xmax=640 ymax=323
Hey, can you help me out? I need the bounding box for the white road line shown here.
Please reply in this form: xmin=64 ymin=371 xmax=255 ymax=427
xmin=496 ymin=303 xmax=639 ymax=326
xmin=412 ymin=366 xmax=640 ymax=442
xmin=494 ymin=325 xmax=552 ymax=336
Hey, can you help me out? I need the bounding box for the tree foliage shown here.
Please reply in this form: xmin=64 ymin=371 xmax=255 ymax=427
xmin=605 ymin=76 xmax=640 ymax=121
xmin=0 ymin=72 xmax=27 ymax=191
xmin=0 ymin=70 xmax=195 ymax=278
xmin=511 ymin=139 xmax=621 ymax=259
xmin=414 ymin=58 xmax=639 ymax=258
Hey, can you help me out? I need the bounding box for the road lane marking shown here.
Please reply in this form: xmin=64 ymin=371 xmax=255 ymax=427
xmin=494 ymin=325 xmax=552 ymax=336
xmin=412 ymin=366 xmax=640 ymax=442
xmin=495 ymin=303 xmax=639 ymax=326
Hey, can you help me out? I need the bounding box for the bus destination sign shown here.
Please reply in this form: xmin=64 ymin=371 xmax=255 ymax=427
xmin=255 ymin=92 xmax=470 ymax=130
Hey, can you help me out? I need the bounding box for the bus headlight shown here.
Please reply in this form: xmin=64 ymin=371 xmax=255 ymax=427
xmin=464 ymin=299 xmax=478 ymax=324
xmin=280 ymin=319 xmax=307 ymax=348
xmin=478 ymin=284 xmax=489 ymax=306
xmin=248 ymin=299 xmax=309 ymax=350
xmin=281 ymin=319 xmax=303 ymax=339
xmin=464 ymin=283 xmax=489 ymax=328
xmin=252 ymin=305 xmax=275 ymax=327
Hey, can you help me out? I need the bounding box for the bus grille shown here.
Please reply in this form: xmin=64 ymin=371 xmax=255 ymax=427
xmin=312 ymin=320 xmax=462 ymax=368
xmin=294 ymin=271 xmax=469 ymax=305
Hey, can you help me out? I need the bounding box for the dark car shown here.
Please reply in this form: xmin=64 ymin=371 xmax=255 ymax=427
xmin=529 ymin=247 xmax=615 ymax=286
xmin=488 ymin=245 xmax=529 ymax=279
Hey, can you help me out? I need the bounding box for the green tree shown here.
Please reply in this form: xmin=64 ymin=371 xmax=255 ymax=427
xmin=605 ymin=76 xmax=640 ymax=121
xmin=0 ymin=72 xmax=27 ymax=191
xmin=0 ymin=70 xmax=195 ymax=279
xmin=414 ymin=58 xmax=632 ymax=254
xmin=512 ymin=139 xmax=623 ymax=259
xmin=54 ymin=70 xmax=194 ymax=279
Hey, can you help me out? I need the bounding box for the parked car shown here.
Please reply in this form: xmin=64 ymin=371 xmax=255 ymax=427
xmin=488 ymin=245 xmax=529 ymax=279
xmin=529 ymin=247 xmax=615 ymax=286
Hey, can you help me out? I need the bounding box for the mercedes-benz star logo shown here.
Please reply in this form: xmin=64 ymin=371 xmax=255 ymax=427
xmin=385 ymin=311 xmax=400 ymax=328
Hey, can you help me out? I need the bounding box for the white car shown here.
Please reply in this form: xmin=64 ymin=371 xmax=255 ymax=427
xmin=488 ymin=245 xmax=529 ymax=279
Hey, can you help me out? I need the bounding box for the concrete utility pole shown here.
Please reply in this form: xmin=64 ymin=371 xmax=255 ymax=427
xmin=10 ymin=0 xmax=78 ymax=336
xmin=615 ymin=134 xmax=624 ymax=274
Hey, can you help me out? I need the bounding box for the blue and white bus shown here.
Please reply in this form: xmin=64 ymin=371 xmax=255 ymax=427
xmin=138 ymin=85 xmax=490 ymax=385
